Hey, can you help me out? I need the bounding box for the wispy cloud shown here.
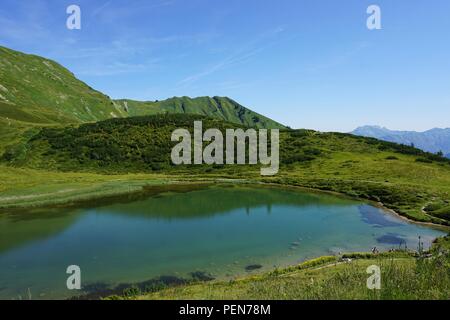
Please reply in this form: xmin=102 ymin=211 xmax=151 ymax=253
xmin=55 ymin=39 xmax=164 ymax=77
xmin=216 ymin=80 xmax=254 ymax=91
xmin=305 ymin=42 xmax=372 ymax=73
xmin=178 ymin=26 xmax=286 ymax=86
xmin=0 ymin=15 xmax=47 ymax=43
xmin=91 ymin=1 xmax=113 ymax=17
xmin=91 ymin=0 xmax=176 ymax=24
xmin=76 ymin=60 xmax=159 ymax=76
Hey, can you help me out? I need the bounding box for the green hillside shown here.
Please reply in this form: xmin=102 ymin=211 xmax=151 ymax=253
xmin=0 ymin=46 xmax=283 ymax=130
xmin=0 ymin=46 xmax=127 ymax=125
xmin=0 ymin=45 xmax=284 ymax=153
xmin=115 ymin=96 xmax=285 ymax=129
xmin=2 ymin=113 xmax=450 ymax=225
xmin=3 ymin=114 xmax=245 ymax=172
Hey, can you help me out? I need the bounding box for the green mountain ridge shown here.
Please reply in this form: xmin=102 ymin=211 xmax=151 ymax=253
xmin=115 ymin=96 xmax=285 ymax=129
xmin=0 ymin=46 xmax=284 ymax=131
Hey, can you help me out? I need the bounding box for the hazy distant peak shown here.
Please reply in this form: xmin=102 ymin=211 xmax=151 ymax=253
xmin=351 ymin=125 xmax=450 ymax=157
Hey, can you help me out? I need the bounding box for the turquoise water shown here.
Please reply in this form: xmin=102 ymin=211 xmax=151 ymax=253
xmin=0 ymin=185 xmax=446 ymax=299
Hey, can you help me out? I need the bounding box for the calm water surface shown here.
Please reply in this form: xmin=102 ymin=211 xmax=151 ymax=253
xmin=0 ymin=184 xmax=446 ymax=299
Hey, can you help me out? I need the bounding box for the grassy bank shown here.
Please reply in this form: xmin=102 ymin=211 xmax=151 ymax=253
xmin=2 ymin=159 xmax=449 ymax=227
xmin=0 ymin=165 xmax=173 ymax=208
xmin=112 ymin=238 xmax=449 ymax=300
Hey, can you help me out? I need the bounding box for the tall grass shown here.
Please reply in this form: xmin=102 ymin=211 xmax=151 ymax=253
xmin=134 ymin=245 xmax=450 ymax=300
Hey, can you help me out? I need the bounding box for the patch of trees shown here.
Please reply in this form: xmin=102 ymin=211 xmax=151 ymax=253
xmin=29 ymin=114 xmax=247 ymax=172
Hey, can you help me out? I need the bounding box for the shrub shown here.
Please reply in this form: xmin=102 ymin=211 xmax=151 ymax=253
xmin=416 ymin=158 xmax=433 ymax=164
xmin=385 ymin=156 xmax=398 ymax=160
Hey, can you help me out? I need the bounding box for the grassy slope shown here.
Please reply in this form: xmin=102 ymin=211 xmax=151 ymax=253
xmin=111 ymin=238 xmax=449 ymax=300
xmin=0 ymin=46 xmax=127 ymax=125
xmin=115 ymin=96 xmax=285 ymax=129
xmin=0 ymin=166 xmax=175 ymax=208
xmin=131 ymin=253 xmax=449 ymax=300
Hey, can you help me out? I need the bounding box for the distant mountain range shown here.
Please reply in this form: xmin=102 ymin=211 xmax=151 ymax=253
xmin=352 ymin=126 xmax=450 ymax=158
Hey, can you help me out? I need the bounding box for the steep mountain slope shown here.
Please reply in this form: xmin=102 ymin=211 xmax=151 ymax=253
xmin=115 ymin=96 xmax=285 ymax=129
xmin=352 ymin=126 xmax=450 ymax=157
xmin=0 ymin=46 xmax=127 ymax=125
xmin=0 ymin=46 xmax=284 ymax=131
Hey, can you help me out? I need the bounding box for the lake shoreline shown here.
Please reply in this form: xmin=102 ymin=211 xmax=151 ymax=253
xmin=1 ymin=181 xmax=448 ymax=300
xmin=119 ymin=245 xmax=450 ymax=300
xmin=1 ymin=177 xmax=449 ymax=231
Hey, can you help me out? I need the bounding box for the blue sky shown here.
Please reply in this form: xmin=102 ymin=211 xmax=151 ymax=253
xmin=0 ymin=0 xmax=449 ymax=132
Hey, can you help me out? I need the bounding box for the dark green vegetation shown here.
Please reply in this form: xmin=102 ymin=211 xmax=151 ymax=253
xmin=2 ymin=114 xmax=248 ymax=172
xmin=5 ymin=114 xmax=450 ymax=173
xmin=116 ymin=96 xmax=285 ymax=129
xmin=114 ymin=237 xmax=450 ymax=300
xmin=424 ymin=202 xmax=450 ymax=221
